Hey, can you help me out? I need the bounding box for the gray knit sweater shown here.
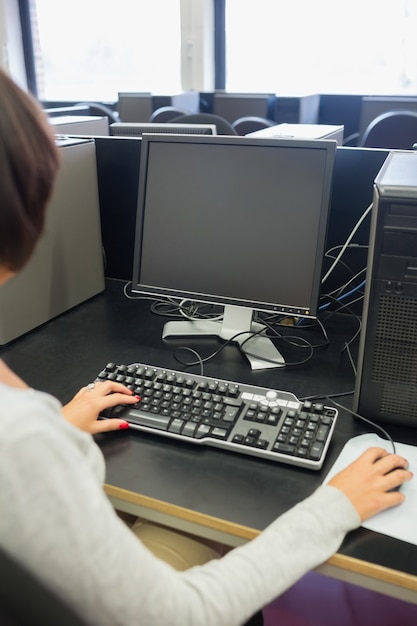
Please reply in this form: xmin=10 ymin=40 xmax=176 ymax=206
xmin=0 ymin=384 xmax=359 ymax=626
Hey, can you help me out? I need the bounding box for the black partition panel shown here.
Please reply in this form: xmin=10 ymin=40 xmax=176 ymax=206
xmin=93 ymin=136 xmax=142 ymax=280
xmin=318 ymin=94 xmax=363 ymax=143
xmin=322 ymin=146 xmax=390 ymax=299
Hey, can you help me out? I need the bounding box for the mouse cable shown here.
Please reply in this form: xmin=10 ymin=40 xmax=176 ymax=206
xmin=323 ymin=395 xmax=396 ymax=454
xmin=300 ymin=389 xmax=354 ymax=402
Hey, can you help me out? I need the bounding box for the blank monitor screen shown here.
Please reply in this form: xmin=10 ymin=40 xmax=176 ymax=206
xmin=131 ymin=134 xmax=336 ymax=368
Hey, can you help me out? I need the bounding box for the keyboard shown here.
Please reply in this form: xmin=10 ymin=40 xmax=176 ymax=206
xmin=95 ymin=362 xmax=338 ymax=470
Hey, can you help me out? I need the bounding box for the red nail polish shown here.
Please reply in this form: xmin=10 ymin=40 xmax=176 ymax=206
xmin=135 ymin=395 xmax=141 ymax=401
xmin=119 ymin=422 xmax=130 ymax=430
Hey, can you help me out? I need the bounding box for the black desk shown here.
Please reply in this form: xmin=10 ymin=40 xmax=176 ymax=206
xmin=2 ymin=279 xmax=417 ymax=603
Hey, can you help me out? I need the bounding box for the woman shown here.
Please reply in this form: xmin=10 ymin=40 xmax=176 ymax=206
xmin=0 ymin=67 xmax=412 ymax=626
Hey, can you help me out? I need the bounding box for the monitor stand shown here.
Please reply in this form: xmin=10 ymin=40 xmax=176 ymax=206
xmin=162 ymin=304 xmax=285 ymax=371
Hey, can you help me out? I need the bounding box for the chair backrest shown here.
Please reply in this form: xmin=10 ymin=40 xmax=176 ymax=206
xmin=76 ymin=101 xmax=120 ymax=124
xmin=360 ymin=109 xmax=417 ymax=149
xmin=171 ymin=113 xmax=238 ymax=135
xmin=0 ymin=546 xmax=85 ymax=625
xmin=232 ymin=116 xmax=275 ymax=136
xmin=149 ymin=106 xmax=190 ymax=123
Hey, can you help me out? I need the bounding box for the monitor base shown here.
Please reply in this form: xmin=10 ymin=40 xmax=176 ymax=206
xmin=162 ymin=305 xmax=285 ymax=371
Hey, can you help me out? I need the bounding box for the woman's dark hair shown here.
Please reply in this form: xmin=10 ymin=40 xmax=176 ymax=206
xmin=0 ymin=69 xmax=60 ymax=271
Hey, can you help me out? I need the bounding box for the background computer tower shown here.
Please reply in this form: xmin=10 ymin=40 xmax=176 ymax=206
xmin=0 ymin=137 xmax=105 ymax=344
xmin=354 ymin=150 xmax=417 ymax=427
xmin=50 ymin=115 xmax=109 ymax=135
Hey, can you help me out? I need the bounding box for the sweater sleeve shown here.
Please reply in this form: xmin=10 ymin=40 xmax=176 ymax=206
xmin=0 ymin=387 xmax=360 ymax=626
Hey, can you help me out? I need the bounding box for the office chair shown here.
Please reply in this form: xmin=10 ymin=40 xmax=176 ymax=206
xmin=149 ymin=106 xmax=191 ymax=123
xmin=232 ymin=116 xmax=275 ymax=136
xmin=0 ymin=546 xmax=85 ymax=625
xmin=360 ymin=110 xmax=417 ymax=149
xmin=76 ymin=101 xmax=120 ymax=124
xmin=342 ymin=131 xmax=360 ymax=146
xmin=171 ymin=113 xmax=238 ymax=135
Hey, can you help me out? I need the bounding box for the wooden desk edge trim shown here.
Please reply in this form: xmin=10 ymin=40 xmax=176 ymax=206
xmin=105 ymin=484 xmax=417 ymax=592
xmin=104 ymin=483 xmax=255 ymax=540
xmin=326 ymin=552 xmax=417 ymax=593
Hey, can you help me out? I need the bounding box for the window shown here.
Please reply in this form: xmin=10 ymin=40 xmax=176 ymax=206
xmin=225 ymin=0 xmax=417 ymax=95
xmin=29 ymin=0 xmax=182 ymax=102
xmin=22 ymin=0 xmax=417 ymax=101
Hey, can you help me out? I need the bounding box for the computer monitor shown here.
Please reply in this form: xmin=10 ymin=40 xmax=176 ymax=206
xmin=213 ymin=93 xmax=276 ymax=123
xmin=131 ymin=134 xmax=336 ymax=370
xmin=358 ymin=96 xmax=417 ymax=143
xmin=117 ymin=92 xmax=153 ymax=122
xmin=110 ymin=122 xmax=217 ymax=137
xmin=44 ymin=104 xmax=91 ymax=117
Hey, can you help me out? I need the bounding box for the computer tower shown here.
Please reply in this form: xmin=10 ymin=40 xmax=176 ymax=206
xmin=50 ymin=115 xmax=109 ymax=136
xmin=247 ymin=123 xmax=344 ymax=145
xmin=274 ymin=94 xmax=320 ymax=124
xmin=0 ymin=138 xmax=105 ymax=344
xmin=354 ymin=150 xmax=417 ymax=427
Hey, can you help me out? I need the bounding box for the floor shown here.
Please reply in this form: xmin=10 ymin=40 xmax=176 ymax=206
xmin=262 ymin=572 xmax=417 ymax=626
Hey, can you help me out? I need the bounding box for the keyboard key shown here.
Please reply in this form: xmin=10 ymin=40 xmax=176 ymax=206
xmin=128 ymin=411 xmax=170 ymax=430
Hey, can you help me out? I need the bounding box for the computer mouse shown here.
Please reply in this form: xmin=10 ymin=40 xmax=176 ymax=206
xmin=374 ymin=453 xmax=407 ymax=492
xmin=386 ymin=462 xmax=408 ymax=492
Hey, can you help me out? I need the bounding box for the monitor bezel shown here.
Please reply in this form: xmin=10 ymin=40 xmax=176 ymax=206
xmin=131 ymin=134 xmax=336 ymax=320
xmin=110 ymin=122 xmax=217 ymax=137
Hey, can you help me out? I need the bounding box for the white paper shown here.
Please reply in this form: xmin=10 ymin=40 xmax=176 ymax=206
xmin=324 ymin=433 xmax=417 ymax=546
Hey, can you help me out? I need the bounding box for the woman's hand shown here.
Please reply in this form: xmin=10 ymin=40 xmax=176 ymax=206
xmin=62 ymin=380 xmax=139 ymax=434
xmin=328 ymin=446 xmax=413 ymax=522
xmin=0 ymin=359 xmax=29 ymax=389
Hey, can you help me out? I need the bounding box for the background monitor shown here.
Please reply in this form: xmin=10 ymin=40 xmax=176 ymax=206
xmin=213 ymin=92 xmax=276 ymax=122
xmin=358 ymin=96 xmax=417 ymax=144
xmin=117 ymin=92 xmax=153 ymax=122
xmin=131 ymin=134 xmax=336 ymax=370
xmin=44 ymin=104 xmax=91 ymax=117
xmin=110 ymin=122 xmax=217 ymax=137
